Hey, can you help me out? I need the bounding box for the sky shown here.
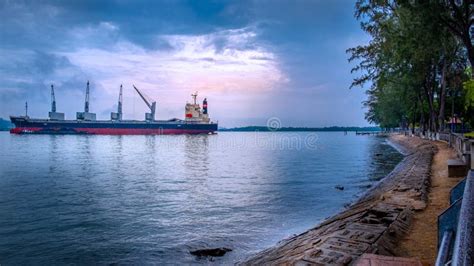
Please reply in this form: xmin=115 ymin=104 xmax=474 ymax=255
xmin=0 ymin=0 xmax=370 ymax=128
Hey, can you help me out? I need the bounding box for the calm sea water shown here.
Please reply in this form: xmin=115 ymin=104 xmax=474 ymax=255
xmin=0 ymin=131 xmax=403 ymax=264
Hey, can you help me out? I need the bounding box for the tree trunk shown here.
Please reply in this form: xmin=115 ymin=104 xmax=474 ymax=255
xmin=445 ymin=0 xmax=474 ymax=78
xmin=412 ymin=99 xmax=417 ymax=134
xmin=464 ymin=36 xmax=474 ymax=79
xmin=423 ymin=80 xmax=437 ymax=132
xmin=438 ymin=59 xmax=447 ymax=132
xmin=418 ymin=92 xmax=426 ymax=134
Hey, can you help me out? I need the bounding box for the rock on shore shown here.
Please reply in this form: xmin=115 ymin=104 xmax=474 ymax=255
xmin=241 ymin=134 xmax=436 ymax=265
xmin=190 ymin=247 xmax=232 ymax=257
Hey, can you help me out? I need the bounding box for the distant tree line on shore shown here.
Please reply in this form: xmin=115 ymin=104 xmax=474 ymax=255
xmin=348 ymin=0 xmax=474 ymax=132
xmin=0 ymin=118 xmax=13 ymax=131
xmin=219 ymin=126 xmax=381 ymax=132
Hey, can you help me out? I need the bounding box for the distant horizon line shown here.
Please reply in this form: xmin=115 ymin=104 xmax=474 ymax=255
xmin=0 ymin=117 xmax=377 ymax=131
xmin=219 ymin=126 xmax=380 ymax=132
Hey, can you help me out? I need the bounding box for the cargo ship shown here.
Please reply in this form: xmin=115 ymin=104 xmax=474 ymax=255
xmin=10 ymin=82 xmax=218 ymax=135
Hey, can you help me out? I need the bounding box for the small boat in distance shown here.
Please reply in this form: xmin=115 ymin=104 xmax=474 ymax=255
xmin=10 ymin=82 xmax=218 ymax=135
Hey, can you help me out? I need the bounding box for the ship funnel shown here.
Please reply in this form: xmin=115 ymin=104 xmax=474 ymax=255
xmin=203 ymin=98 xmax=208 ymax=115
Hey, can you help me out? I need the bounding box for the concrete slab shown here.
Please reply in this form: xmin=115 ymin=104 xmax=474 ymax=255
xmin=354 ymin=254 xmax=424 ymax=266
xmin=448 ymin=159 xmax=467 ymax=177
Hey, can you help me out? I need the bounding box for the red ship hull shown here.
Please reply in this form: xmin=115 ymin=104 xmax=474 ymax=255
xmin=9 ymin=117 xmax=218 ymax=135
xmin=10 ymin=127 xmax=215 ymax=135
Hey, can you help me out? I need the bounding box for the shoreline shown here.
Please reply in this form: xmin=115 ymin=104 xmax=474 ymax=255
xmin=242 ymin=134 xmax=437 ymax=265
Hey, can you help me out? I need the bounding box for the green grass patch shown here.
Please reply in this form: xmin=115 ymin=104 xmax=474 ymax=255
xmin=465 ymin=132 xmax=474 ymax=138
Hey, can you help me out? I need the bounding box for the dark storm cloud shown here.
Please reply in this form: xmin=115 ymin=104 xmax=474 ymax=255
xmin=0 ymin=50 xmax=85 ymax=98
xmin=0 ymin=0 xmax=369 ymax=126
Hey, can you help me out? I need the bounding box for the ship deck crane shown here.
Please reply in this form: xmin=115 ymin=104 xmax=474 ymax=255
xmin=84 ymin=81 xmax=90 ymax=113
xmin=48 ymin=84 xmax=64 ymax=120
xmin=111 ymin=85 xmax=123 ymax=121
xmin=76 ymin=81 xmax=96 ymax=121
xmin=118 ymin=84 xmax=123 ymax=117
xmin=51 ymin=84 xmax=56 ymax=113
xmin=133 ymin=85 xmax=156 ymax=121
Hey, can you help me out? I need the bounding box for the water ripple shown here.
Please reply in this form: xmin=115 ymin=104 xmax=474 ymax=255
xmin=0 ymin=132 xmax=403 ymax=264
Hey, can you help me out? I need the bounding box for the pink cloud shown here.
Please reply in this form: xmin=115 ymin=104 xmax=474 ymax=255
xmin=59 ymin=24 xmax=288 ymax=121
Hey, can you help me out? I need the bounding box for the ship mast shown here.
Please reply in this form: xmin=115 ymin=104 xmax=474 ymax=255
xmin=51 ymin=84 xmax=56 ymax=113
xmin=132 ymin=85 xmax=156 ymax=121
xmin=84 ymin=81 xmax=90 ymax=112
xmin=191 ymin=92 xmax=198 ymax=105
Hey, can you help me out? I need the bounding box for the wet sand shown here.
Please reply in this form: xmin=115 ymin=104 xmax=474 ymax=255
xmin=395 ymin=140 xmax=463 ymax=263
xmin=242 ymin=135 xmax=438 ymax=265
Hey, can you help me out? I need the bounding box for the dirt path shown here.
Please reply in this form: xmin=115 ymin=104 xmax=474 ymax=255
xmin=395 ymin=141 xmax=463 ymax=263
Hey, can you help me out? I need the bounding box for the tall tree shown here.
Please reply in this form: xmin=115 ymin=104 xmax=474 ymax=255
xmin=441 ymin=0 xmax=474 ymax=77
xmin=349 ymin=0 xmax=466 ymax=132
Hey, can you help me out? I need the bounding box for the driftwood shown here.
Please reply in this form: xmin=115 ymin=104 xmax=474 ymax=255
xmin=241 ymin=136 xmax=436 ymax=265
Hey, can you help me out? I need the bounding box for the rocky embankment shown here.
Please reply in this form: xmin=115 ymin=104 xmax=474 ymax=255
xmin=242 ymin=135 xmax=437 ymax=265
